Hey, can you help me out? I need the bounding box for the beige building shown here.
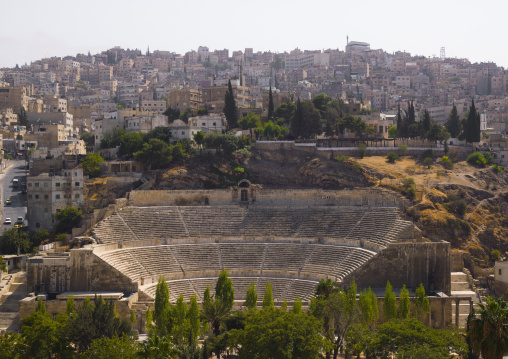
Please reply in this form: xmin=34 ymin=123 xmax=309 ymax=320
xmin=0 ymin=108 xmax=18 ymax=126
xmin=202 ymin=84 xmax=252 ymax=109
xmin=27 ymin=168 xmax=84 ymax=231
xmin=45 ymin=97 xmax=68 ymax=113
xmin=188 ymin=115 xmax=226 ymax=133
xmin=141 ymin=100 xmax=166 ymax=114
xmin=0 ymin=86 xmax=28 ymax=113
xmin=167 ymin=89 xmax=202 ymax=111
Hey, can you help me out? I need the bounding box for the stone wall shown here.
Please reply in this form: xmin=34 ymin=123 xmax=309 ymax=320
xmin=18 ymin=293 xmax=138 ymax=323
xmin=128 ymin=188 xmax=410 ymax=211
xmin=345 ymin=241 xmax=451 ymax=295
xmin=69 ymin=249 xmax=137 ymax=293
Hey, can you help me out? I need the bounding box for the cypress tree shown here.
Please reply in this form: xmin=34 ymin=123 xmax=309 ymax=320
xmin=422 ymin=109 xmax=431 ymax=135
xmin=446 ymin=104 xmax=461 ymax=138
xmin=224 ymin=79 xmax=238 ymax=130
xmin=244 ymin=281 xmax=258 ymax=310
xmin=396 ymin=105 xmax=403 ymax=138
xmin=398 ymin=284 xmax=411 ymax=319
xmin=268 ymin=86 xmax=274 ymax=120
xmin=215 ymin=269 xmax=235 ymax=310
xmin=465 ymin=99 xmax=480 ymax=143
xmin=292 ymin=98 xmax=304 ymax=138
xmin=383 ymin=281 xmax=397 ymax=321
xmin=262 ymin=282 xmax=274 ymax=309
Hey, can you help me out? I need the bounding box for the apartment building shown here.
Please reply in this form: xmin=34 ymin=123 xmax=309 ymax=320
xmin=0 ymin=86 xmax=28 ymax=113
xmin=202 ymin=85 xmax=251 ymax=108
xmin=188 ymin=115 xmax=226 ymax=133
xmin=167 ymin=89 xmax=202 ymax=110
xmin=141 ymin=100 xmax=166 ymax=114
xmin=27 ymin=168 xmax=84 ymax=231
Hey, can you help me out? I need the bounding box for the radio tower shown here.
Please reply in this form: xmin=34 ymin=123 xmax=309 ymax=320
xmin=440 ymin=47 xmax=446 ymax=60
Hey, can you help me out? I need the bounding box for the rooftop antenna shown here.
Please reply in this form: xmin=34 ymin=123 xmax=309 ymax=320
xmin=347 ymin=35 xmax=349 ymax=45
xmin=440 ymin=47 xmax=446 ymax=60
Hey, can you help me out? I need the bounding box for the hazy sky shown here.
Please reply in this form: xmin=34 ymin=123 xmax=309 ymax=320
xmin=1 ymin=0 xmax=507 ymax=68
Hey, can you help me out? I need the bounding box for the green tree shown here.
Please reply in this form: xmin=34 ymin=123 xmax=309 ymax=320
xmin=201 ymin=297 xmax=232 ymax=336
xmin=446 ymin=104 xmax=461 ymax=138
xmin=118 ymin=131 xmax=145 ymax=157
xmin=81 ymin=153 xmax=104 ymax=178
xmin=398 ymin=284 xmax=411 ymax=319
xmin=18 ymin=107 xmax=27 ymax=127
xmin=215 ymin=269 xmax=235 ymax=311
xmin=234 ymin=309 xmax=331 ymax=359
xmin=54 ymin=206 xmax=82 ymax=234
xmin=274 ymin=102 xmax=296 ymax=124
xmin=388 ymin=125 xmax=398 ymax=138
xmin=81 ymin=131 xmax=95 ymax=152
xmin=180 ymin=107 xmax=194 ymax=124
xmin=293 ymin=297 xmax=303 ymax=314
xmin=244 ymin=281 xmax=258 ymax=310
xmin=338 ymin=114 xmax=367 ymax=137
xmin=414 ymin=283 xmax=430 ymax=320
xmin=20 ymin=311 xmax=71 ymax=359
xmin=262 ymin=282 xmax=274 ymax=309
xmin=0 ymin=332 xmax=21 ymax=359
xmin=134 ymin=139 xmax=173 ymax=169
xmin=465 ymin=99 xmax=481 ymax=143
xmin=267 ymin=86 xmax=275 ymax=120
xmin=188 ymin=294 xmax=200 ymax=346
xmin=66 ymin=294 xmax=76 ymax=316
xmin=137 ymin=334 xmax=180 ymax=359
xmin=163 ymin=107 xmax=181 ymax=122
xmin=237 ymin=112 xmax=261 ymax=130
xmin=358 ymin=287 xmax=379 ymax=328
xmin=85 ymin=335 xmax=138 ymax=359
xmin=203 ymin=285 xmax=212 ymax=306
xmin=468 ymin=296 xmax=508 ymax=359
xmin=145 ymin=126 xmax=172 ymax=143
xmin=0 ymin=255 xmax=6 ymax=273
xmin=422 ymin=109 xmax=431 ymax=135
xmin=0 ymin=228 xmax=31 ymax=254
xmin=145 ymin=307 xmax=155 ymax=337
xmin=173 ymin=295 xmax=189 ymax=345
xmin=193 ymin=131 xmax=205 ymax=151
xmin=291 ymin=98 xmax=321 ymax=138
xmin=153 ymin=278 xmax=172 ymax=337
xmin=224 ymin=79 xmax=238 ymax=129
xmin=383 ymin=281 xmax=397 ymax=321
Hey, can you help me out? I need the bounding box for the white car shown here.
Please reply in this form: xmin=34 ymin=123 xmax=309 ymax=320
xmin=4 ymin=218 xmax=11 ymax=225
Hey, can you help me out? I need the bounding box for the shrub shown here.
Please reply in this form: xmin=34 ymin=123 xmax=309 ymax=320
xmin=440 ymin=156 xmax=454 ymax=170
xmin=398 ymin=145 xmax=408 ymax=155
xmin=405 ymin=186 xmax=417 ymax=200
xmin=422 ymin=149 xmax=434 ymax=160
xmin=402 ymin=178 xmax=415 ymax=187
xmin=492 ymin=165 xmax=505 ymax=174
xmin=335 ymin=155 xmax=350 ymax=163
xmin=353 ymin=162 xmax=362 ymax=171
xmin=443 ymin=194 xmax=468 ymax=217
xmin=466 ymin=152 xmax=487 ymax=168
xmin=423 ymin=157 xmax=433 ymax=168
xmin=484 ymin=152 xmax=494 ymax=165
xmin=357 ymin=144 xmax=367 ymax=159
xmin=55 ymin=233 xmax=67 ymax=242
xmin=491 ymin=249 xmax=501 ymax=262
xmin=386 ymin=152 xmax=399 ymax=163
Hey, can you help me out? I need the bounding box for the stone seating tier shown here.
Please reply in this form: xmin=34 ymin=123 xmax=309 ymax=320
xmin=98 ymin=243 xmax=377 ymax=285
xmin=92 ymin=206 xmax=406 ymax=248
xmin=141 ymin=277 xmax=320 ymax=303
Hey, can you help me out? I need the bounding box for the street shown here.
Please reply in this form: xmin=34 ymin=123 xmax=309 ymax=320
xmin=0 ymin=160 xmax=27 ymax=233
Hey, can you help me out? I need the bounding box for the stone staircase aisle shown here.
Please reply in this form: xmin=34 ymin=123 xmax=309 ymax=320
xmin=0 ymin=273 xmax=27 ymax=333
xmin=451 ymin=272 xmax=480 ymax=328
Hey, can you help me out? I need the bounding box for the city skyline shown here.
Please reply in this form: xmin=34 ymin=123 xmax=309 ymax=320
xmin=1 ymin=0 xmax=507 ymax=68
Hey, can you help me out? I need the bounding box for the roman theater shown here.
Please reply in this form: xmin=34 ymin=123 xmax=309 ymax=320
xmin=24 ymin=182 xmax=453 ymax=329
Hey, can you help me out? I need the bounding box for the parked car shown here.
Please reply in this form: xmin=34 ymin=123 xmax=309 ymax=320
xmin=5 ymin=198 xmax=11 ymax=205
xmin=16 ymin=217 xmax=24 ymax=224
xmin=4 ymin=218 xmax=11 ymax=225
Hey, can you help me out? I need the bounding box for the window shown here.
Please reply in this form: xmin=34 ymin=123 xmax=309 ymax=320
xmin=35 ymin=195 xmax=39 ymax=199
xmin=56 ymin=183 xmax=60 ymax=187
xmin=44 ymin=195 xmax=48 ymax=199
xmin=500 ymin=269 xmax=502 ymax=275
xmin=28 ymin=183 xmax=32 ymax=187
xmin=75 ymin=194 xmax=80 ymax=199
xmin=35 ymin=183 xmax=39 ymax=187
xmin=44 ymin=182 xmax=48 ymax=187
xmin=28 ymin=195 xmax=32 ymax=199
xmin=75 ymin=182 xmax=80 ymax=187
xmin=56 ymin=194 xmax=60 ymax=199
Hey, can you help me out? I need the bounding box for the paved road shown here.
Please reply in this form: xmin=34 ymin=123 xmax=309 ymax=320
xmin=0 ymin=160 xmax=27 ymax=233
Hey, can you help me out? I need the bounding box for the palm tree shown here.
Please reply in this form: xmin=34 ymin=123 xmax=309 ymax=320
xmin=137 ymin=334 xmax=180 ymax=359
xmin=468 ymin=296 xmax=508 ymax=359
xmin=200 ymin=298 xmax=232 ymax=336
